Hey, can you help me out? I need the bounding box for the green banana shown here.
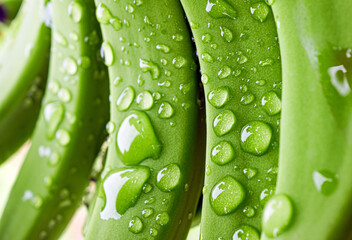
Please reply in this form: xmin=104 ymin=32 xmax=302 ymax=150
xmin=0 ymin=0 xmax=108 ymax=238
xmin=180 ymin=0 xmax=281 ymax=238
xmin=261 ymin=0 xmax=352 ymax=239
xmin=0 ymin=0 xmax=50 ymax=163
xmin=84 ymin=0 xmax=204 ymax=239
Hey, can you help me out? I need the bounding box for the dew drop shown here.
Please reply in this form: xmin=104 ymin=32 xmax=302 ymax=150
xmin=68 ymin=1 xmax=83 ymax=23
xmin=241 ymin=121 xmax=272 ymax=156
xmin=218 ymin=65 xmax=231 ymax=79
xmin=220 ymin=26 xmax=233 ymax=42
xmin=211 ymin=141 xmax=235 ymax=165
xmin=158 ymin=102 xmax=174 ymax=119
xmin=210 ymin=176 xmax=246 ymax=215
xmin=116 ymin=86 xmax=135 ymax=111
xmin=62 ymin=57 xmax=78 ymax=75
xmin=156 ymin=212 xmax=169 ymax=226
xmin=261 ymin=91 xmax=281 ymax=116
xmin=172 ymin=56 xmax=187 ymax=68
xmin=142 ymin=208 xmax=154 ymax=218
xmin=128 ymin=216 xmax=143 ymax=233
xmin=250 ymin=2 xmax=269 ymax=22
xmin=156 ymin=163 xmax=181 ymax=192
xmin=201 ymin=53 xmax=214 ymax=62
xmin=116 ymin=111 xmax=162 ymax=165
xmin=208 ymin=86 xmax=230 ymax=108
xmin=101 ymin=41 xmax=114 ymax=66
xmin=136 ymin=91 xmax=154 ymax=110
xmin=213 ymin=110 xmax=236 ymax=136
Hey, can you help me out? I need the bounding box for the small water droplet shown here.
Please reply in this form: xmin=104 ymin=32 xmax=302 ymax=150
xmin=233 ymin=225 xmax=259 ymax=240
xmin=54 ymin=31 xmax=68 ymax=47
xmin=218 ymin=65 xmax=231 ymax=79
xmin=202 ymin=33 xmax=212 ymax=43
xmin=313 ymin=170 xmax=338 ymax=196
xmin=150 ymin=227 xmax=158 ymax=237
xmin=263 ymin=194 xmax=293 ymax=238
xmin=201 ymin=73 xmax=209 ymax=85
xmin=208 ymin=86 xmax=230 ymax=108
xmin=56 ymin=129 xmax=71 ymax=146
xmin=243 ymin=206 xmax=256 ymax=218
xmin=211 ymin=141 xmax=235 ymax=165
xmin=240 ymin=93 xmax=255 ymax=105
xmin=213 ymin=110 xmax=236 ymax=136
xmin=62 ymin=57 xmax=78 ymax=75
xmin=106 ymin=121 xmax=116 ymax=134
xmin=44 ymin=102 xmax=65 ymax=139
xmin=101 ymin=41 xmax=114 ymax=66
xmin=68 ymin=2 xmax=83 ymax=23
xmin=243 ymin=168 xmax=257 ymax=179
xmin=261 ymin=91 xmax=281 ymax=116
xmin=58 ymin=88 xmax=72 ymax=103
xmin=156 ymin=163 xmax=181 ymax=192
xmin=220 ymin=26 xmax=233 ymax=42
xmin=139 ymin=58 xmax=160 ymax=79
xmin=156 ymin=212 xmax=169 ymax=226
xmin=156 ymin=44 xmax=170 ymax=53
xmin=250 ymin=2 xmax=269 ymax=22
xmin=241 ymin=121 xmax=272 ymax=156
xmin=172 ymin=56 xmax=187 ymax=68
xmin=128 ymin=216 xmax=143 ymax=233
xmin=206 ymin=0 xmax=237 ymax=19
xmin=142 ymin=208 xmax=154 ymax=218
xmin=210 ymin=176 xmax=246 ymax=215
xmin=116 ymin=86 xmax=135 ymax=111
xmin=201 ymin=53 xmax=214 ymax=62
xmin=158 ymin=102 xmax=174 ymax=119
xmin=136 ymin=91 xmax=154 ymax=110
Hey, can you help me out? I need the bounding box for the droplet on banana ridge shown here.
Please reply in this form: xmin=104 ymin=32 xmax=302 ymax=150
xmin=210 ymin=175 xmax=246 ymax=215
xmin=156 ymin=163 xmax=181 ymax=192
xmin=100 ymin=167 xmax=150 ymax=220
xmin=240 ymin=121 xmax=272 ymax=156
xmin=232 ymin=225 xmax=260 ymax=240
xmin=262 ymin=194 xmax=293 ymax=238
xmin=116 ymin=111 xmax=162 ymax=165
xmin=43 ymin=102 xmax=65 ymax=139
xmin=213 ymin=110 xmax=236 ymax=136
xmin=206 ymin=0 xmax=237 ymax=20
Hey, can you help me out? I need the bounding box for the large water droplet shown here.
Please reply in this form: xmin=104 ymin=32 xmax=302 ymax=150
xmin=210 ymin=176 xmax=246 ymax=215
xmin=68 ymin=2 xmax=83 ymax=23
xmin=250 ymin=2 xmax=269 ymax=22
xmin=211 ymin=141 xmax=235 ymax=165
xmin=263 ymin=194 xmax=293 ymax=238
xmin=218 ymin=65 xmax=231 ymax=79
xmin=101 ymin=41 xmax=114 ymax=66
xmin=156 ymin=212 xmax=169 ymax=226
xmin=208 ymin=86 xmax=230 ymax=108
xmin=142 ymin=208 xmax=154 ymax=218
xmin=172 ymin=56 xmax=187 ymax=68
xmin=44 ymin=102 xmax=65 ymax=139
xmin=312 ymin=170 xmax=338 ymax=196
xmin=96 ymin=3 xmax=122 ymax=30
xmin=62 ymin=57 xmax=78 ymax=75
xmin=116 ymin=86 xmax=135 ymax=111
xmin=139 ymin=58 xmax=160 ymax=79
xmin=136 ymin=91 xmax=154 ymax=110
xmin=116 ymin=111 xmax=162 ymax=165
xmin=232 ymin=225 xmax=259 ymax=240
xmin=158 ymin=102 xmax=174 ymax=119
xmin=261 ymin=91 xmax=281 ymax=116
xmin=206 ymin=0 xmax=237 ymax=19
xmin=241 ymin=121 xmax=272 ymax=156
xmin=156 ymin=163 xmax=181 ymax=192
xmin=56 ymin=129 xmax=71 ymax=146
xmin=100 ymin=167 xmax=150 ymax=220
xmin=213 ymin=110 xmax=236 ymax=136
xmin=328 ymin=64 xmax=351 ymax=96
xmin=220 ymin=26 xmax=233 ymax=42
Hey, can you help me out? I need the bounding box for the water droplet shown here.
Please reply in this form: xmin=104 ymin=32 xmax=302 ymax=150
xmin=139 ymin=58 xmax=160 ymax=79
xmin=96 ymin=3 xmax=122 ymax=30
xmin=260 ymin=185 xmax=275 ymax=206
xmin=100 ymin=167 xmax=150 ymax=220
xmin=243 ymin=168 xmax=257 ymax=179
xmin=213 ymin=110 xmax=236 ymax=136
xmin=313 ymin=170 xmax=338 ymax=196
xmin=144 ymin=197 xmax=155 ymax=205
xmin=241 ymin=121 xmax=272 ymax=156
xmin=172 ymin=56 xmax=187 ymax=68
xmin=206 ymin=0 xmax=237 ymax=19
xmin=208 ymin=86 xmax=230 ymax=108
xmin=44 ymin=102 xmax=65 ymax=139
xmin=54 ymin=31 xmax=68 ymax=47
xmin=233 ymin=225 xmax=259 ymax=240
xmin=328 ymin=64 xmax=351 ymax=96
xmin=125 ymin=4 xmax=135 ymax=13
xmin=172 ymin=34 xmax=184 ymax=41
xmin=250 ymin=2 xmax=269 ymax=22
xmin=259 ymin=58 xmax=274 ymax=66
xmin=136 ymin=91 xmax=154 ymax=110
xmin=101 ymin=41 xmax=114 ymax=66
xmin=156 ymin=44 xmax=170 ymax=53
xmin=261 ymin=91 xmax=281 ymax=116
xmin=156 ymin=212 xmax=169 ymax=226
xmin=237 ymin=54 xmax=248 ymax=64
xmin=142 ymin=208 xmax=154 ymax=218
xmin=201 ymin=73 xmax=209 ymax=85
xmin=220 ymin=26 xmax=233 ymax=42
xmin=142 ymin=183 xmax=152 ymax=193
xmin=106 ymin=121 xmax=116 ymax=134
xmin=210 ymin=176 xmax=246 ymax=215
xmin=48 ymin=81 xmax=60 ymax=94
xmin=62 ymin=57 xmax=78 ymax=75
xmin=78 ymin=56 xmax=91 ymax=69
xmin=211 ymin=141 xmax=235 ymax=165
xmin=49 ymin=152 xmax=60 ymax=166
xmin=265 ymin=0 xmax=275 ymax=6
xmin=150 ymin=227 xmax=158 ymax=237
xmin=201 ymin=53 xmax=214 ymax=63
xmin=240 ymin=93 xmax=255 ymax=105
xmin=58 ymin=88 xmax=72 ymax=103
xmin=243 ymin=206 xmax=255 ymax=218
xmin=158 ymin=102 xmax=174 ymax=119
xmin=68 ymin=2 xmax=83 ymax=23
xmin=129 ymin=216 xmax=143 ymax=233
xmin=116 ymin=86 xmax=135 ymax=111
xmin=56 ymin=129 xmax=71 ymax=146
xmin=156 ymin=163 xmax=181 ymax=192
xmin=263 ymin=194 xmax=293 ymax=238
xmin=218 ymin=65 xmax=231 ymax=79
xmin=117 ymin=111 xmax=162 ymax=165
xmin=202 ymin=33 xmax=212 ymax=43
xmin=23 ymin=190 xmax=43 ymax=209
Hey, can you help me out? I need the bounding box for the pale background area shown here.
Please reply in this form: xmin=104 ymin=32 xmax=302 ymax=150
xmin=0 ymin=143 xmax=200 ymax=239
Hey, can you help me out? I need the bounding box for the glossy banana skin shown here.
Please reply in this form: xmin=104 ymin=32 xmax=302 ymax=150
xmin=0 ymin=0 xmax=108 ymax=238
xmin=85 ymin=0 xmax=204 ymax=239
xmin=181 ymin=0 xmax=281 ymax=239
xmin=261 ymin=0 xmax=352 ymax=239
xmin=0 ymin=0 xmax=50 ymax=163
